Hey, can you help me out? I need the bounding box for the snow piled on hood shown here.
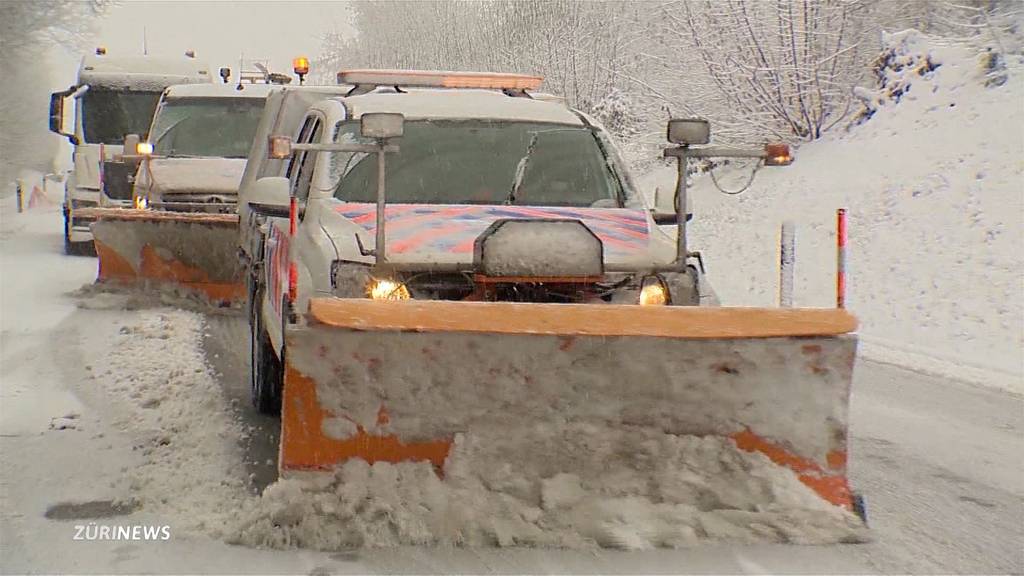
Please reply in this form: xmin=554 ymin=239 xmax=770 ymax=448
xmin=138 ymin=157 xmax=246 ymax=196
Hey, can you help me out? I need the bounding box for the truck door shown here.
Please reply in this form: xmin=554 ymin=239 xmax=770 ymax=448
xmin=263 ymin=114 xmax=323 ymax=333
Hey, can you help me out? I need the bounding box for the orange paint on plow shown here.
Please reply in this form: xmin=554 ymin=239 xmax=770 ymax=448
xmin=280 ymin=365 xmax=452 ymax=474
xmin=93 ymin=239 xmax=244 ymax=304
xmin=731 ymin=428 xmax=852 ymax=509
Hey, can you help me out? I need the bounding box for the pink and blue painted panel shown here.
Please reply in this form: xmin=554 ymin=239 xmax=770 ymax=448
xmin=332 ymin=202 xmax=649 ymax=257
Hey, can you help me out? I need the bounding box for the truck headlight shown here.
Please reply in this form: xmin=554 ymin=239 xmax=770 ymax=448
xmin=367 ymin=278 xmax=410 ymax=301
xmin=639 ymin=276 xmax=669 ymax=306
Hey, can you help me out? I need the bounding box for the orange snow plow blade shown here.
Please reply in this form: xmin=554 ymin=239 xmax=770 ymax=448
xmin=282 ymin=299 xmax=860 ymax=512
xmin=82 ymin=208 xmax=243 ymax=304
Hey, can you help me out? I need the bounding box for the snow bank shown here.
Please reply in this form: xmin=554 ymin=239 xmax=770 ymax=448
xmin=641 ymin=33 xmax=1023 ymax=393
xmin=79 ymin=302 xmax=252 ymax=537
xmin=231 ymin=435 xmax=865 ymax=550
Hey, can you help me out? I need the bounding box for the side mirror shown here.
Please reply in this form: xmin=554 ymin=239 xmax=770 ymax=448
xmin=248 ymin=176 xmax=290 ymax=208
xmin=651 ymin=187 xmax=693 ymax=225
xmin=667 ymin=118 xmax=710 ymax=146
xmin=48 ymin=92 xmax=64 ymax=134
xmin=49 ymin=92 xmax=80 ymax=145
xmin=360 ymin=112 xmax=404 ymax=139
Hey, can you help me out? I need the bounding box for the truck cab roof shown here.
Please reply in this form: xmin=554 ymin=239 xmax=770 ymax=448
xmin=78 ymin=54 xmax=210 ymax=90
xmin=162 ymin=83 xmax=277 ymax=99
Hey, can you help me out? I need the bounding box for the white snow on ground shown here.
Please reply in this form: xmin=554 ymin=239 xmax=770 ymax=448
xmin=82 ymin=305 xmax=251 ymax=536
xmin=641 ymin=32 xmax=1024 ymax=393
xmin=0 ymin=182 xmax=252 ymax=539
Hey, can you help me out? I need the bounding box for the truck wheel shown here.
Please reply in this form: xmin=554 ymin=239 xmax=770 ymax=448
xmin=250 ymin=292 xmax=283 ymax=415
xmin=63 ymin=210 xmax=74 ymax=255
xmin=63 ymin=210 xmax=93 ymax=256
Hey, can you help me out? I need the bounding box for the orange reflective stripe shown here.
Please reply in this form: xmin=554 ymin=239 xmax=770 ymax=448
xmin=731 ymin=429 xmax=852 ymax=509
xmin=279 ymin=364 xmax=452 ymax=474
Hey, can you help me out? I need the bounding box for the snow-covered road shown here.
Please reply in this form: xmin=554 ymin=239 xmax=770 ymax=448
xmin=1 ymin=205 xmax=1020 ymax=574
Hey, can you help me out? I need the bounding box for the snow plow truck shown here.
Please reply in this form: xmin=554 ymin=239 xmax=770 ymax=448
xmin=84 ymin=81 xmax=273 ymax=304
xmin=240 ymin=69 xmax=863 ymax=518
xmin=49 ymin=48 xmax=211 ymax=254
xmin=81 ymin=63 xmax=321 ymax=305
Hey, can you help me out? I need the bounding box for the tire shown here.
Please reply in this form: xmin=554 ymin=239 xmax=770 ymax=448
xmin=63 ymin=210 xmax=74 ymax=255
xmin=250 ymin=285 xmax=283 ymax=415
xmin=63 ymin=210 xmax=94 ymax=256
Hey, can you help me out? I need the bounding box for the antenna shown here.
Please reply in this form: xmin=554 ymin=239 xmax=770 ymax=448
xmin=143 ymin=27 xmax=148 ymax=55
xmin=237 ymin=52 xmax=244 ymax=91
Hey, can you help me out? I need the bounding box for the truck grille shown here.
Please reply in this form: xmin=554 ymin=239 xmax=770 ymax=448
xmin=404 ymin=273 xmax=601 ymax=303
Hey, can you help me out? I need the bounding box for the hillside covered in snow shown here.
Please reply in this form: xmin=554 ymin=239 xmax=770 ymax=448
xmin=641 ymin=31 xmax=1023 ymax=392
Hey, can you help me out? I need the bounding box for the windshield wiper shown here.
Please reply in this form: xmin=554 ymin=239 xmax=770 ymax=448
xmin=505 ymin=132 xmax=540 ymax=205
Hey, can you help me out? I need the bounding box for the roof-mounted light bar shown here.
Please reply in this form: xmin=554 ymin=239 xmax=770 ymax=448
xmin=337 ymin=69 xmax=543 ymax=93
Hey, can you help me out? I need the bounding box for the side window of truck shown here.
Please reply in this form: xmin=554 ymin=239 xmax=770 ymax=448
xmin=285 ymin=116 xmax=315 ymax=180
xmin=287 ymin=115 xmax=322 ymax=202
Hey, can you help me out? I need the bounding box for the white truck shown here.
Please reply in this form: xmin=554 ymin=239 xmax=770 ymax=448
xmin=237 ymin=70 xmax=862 ymax=525
xmin=49 ymin=50 xmax=211 ymax=254
xmin=242 ymin=71 xmax=714 ymax=413
xmin=130 ymin=83 xmax=274 ymax=212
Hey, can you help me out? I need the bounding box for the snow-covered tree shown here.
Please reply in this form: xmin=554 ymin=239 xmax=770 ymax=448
xmin=0 ymin=0 xmax=109 ymax=192
xmin=317 ymin=0 xmax=1018 ymax=163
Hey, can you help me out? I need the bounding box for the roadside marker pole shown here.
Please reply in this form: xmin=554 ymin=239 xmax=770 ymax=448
xmin=779 ymin=221 xmax=794 ymax=307
xmin=15 ymin=179 xmax=23 ymax=213
xmin=837 ymin=208 xmax=847 ymax=309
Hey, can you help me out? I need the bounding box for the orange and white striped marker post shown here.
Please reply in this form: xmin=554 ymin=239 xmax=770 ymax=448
xmin=836 ymin=208 xmax=847 ymax=309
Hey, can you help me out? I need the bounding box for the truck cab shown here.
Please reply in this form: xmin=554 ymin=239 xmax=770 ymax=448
xmin=49 ymin=51 xmax=211 ymax=253
xmin=131 ymin=83 xmax=273 ymax=213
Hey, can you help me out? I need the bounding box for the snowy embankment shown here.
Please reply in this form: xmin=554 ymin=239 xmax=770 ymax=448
xmin=641 ymin=32 xmax=1023 ymax=393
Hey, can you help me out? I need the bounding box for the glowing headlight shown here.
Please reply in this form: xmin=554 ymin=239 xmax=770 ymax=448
xmin=134 ymin=195 xmax=148 ymax=210
xmin=367 ymin=278 xmax=410 ymax=301
xmin=639 ymin=276 xmax=669 ymax=306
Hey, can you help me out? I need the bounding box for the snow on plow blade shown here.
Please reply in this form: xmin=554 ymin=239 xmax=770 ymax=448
xmin=283 ymin=299 xmax=860 ymax=512
xmin=82 ymin=208 xmax=243 ymax=304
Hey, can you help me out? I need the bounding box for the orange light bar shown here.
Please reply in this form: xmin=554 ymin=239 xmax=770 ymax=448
xmin=292 ymin=56 xmax=310 ymax=76
xmin=337 ymin=69 xmax=543 ymax=91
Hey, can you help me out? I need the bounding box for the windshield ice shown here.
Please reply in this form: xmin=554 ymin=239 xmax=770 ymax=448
xmin=329 ymin=120 xmax=624 ymax=207
xmin=151 ymin=97 xmax=265 ymax=158
xmin=80 ymin=89 xmax=162 ymax=145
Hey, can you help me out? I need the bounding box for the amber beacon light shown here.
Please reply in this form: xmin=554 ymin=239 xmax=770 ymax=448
xmin=292 ymin=57 xmax=310 ymax=84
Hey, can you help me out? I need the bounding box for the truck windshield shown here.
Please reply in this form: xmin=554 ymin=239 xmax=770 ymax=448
xmin=330 ymin=120 xmax=623 ymax=207
xmin=151 ymin=97 xmax=265 ymax=158
xmin=80 ymin=89 xmax=162 ymax=145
